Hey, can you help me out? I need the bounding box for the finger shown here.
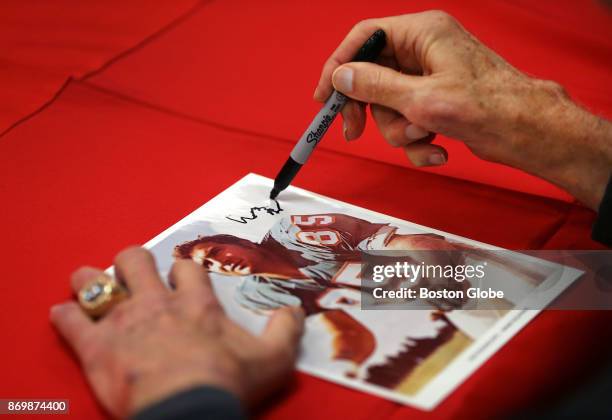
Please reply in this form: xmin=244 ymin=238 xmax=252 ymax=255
xmin=114 ymin=246 xmax=165 ymax=294
xmin=403 ymin=139 xmax=447 ymax=167
xmin=332 ymin=62 xmax=422 ymax=112
xmin=341 ymin=100 xmax=366 ymax=141
xmin=262 ymin=306 xmax=305 ymax=360
xmin=370 ymin=105 xmax=430 ymax=147
xmin=371 ymin=105 xmax=407 ymax=147
xmin=170 ymin=259 xmax=220 ymax=305
xmin=313 ymin=17 xmax=420 ymax=102
xmin=314 ymin=18 xmax=393 ymax=102
xmin=71 ymin=266 xmax=105 ymax=294
xmin=371 ymin=105 xmax=431 ymax=147
xmin=50 ymin=301 xmax=96 ymax=359
xmin=376 ymin=55 xmax=401 ymax=72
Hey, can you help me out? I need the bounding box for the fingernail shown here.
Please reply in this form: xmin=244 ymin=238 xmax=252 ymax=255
xmin=343 ymin=120 xmax=349 ymax=140
xmin=405 ymin=124 xmax=429 ymax=140
xmin=333 ymin=67 xmax=354 ymax=93
xmin=428 ymin=153 xmax=446 ymax=166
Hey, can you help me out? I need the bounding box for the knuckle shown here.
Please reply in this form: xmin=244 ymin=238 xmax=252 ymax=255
xmin=354 ymin=18 xmax=375 ymax=31
xmin=406 ymin=93 xmax=429 ymax=122
xmin=72 ymin=266 xmax=93 ymax=277
xmin=106 ymin=299 xmax=150 ymax=330
xmin=115 ymin=246 xmax=148 ymax=265
xmin=178 ymin=290 xmax=219 ymax=318
xmin=411 ymin=85 xmax=476 ymax=130
xmin=385 ymin=129 xmax=406 ymax=147
xmin=426 ymin=10 xmax=456 ymax=27
xmin=540 ymin=79 xmax=569 ymax=99
xmin=365 ymin=68 xmax=386 ymax=100
xmin=399 ymin=83 xmax=430 ymax=119
xmin=418 ymin=97 xmax=455 ymax=127
xmin=386 ymin=137 xmax=402 ymax=148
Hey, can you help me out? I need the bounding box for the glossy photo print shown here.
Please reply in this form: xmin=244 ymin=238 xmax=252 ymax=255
xmin=132 ymin=174 xmax=582 ymax=409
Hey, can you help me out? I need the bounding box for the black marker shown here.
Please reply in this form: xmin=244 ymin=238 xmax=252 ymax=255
xmin=269 ymin=29 xmax=387 ymax=199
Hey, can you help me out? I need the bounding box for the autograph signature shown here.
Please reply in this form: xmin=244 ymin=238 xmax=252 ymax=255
xmin=225 ymin=199 xmax=283 ymax=224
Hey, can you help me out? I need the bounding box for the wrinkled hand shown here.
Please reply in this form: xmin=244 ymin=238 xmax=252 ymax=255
xmin=315 ymin=11 xmax=612 ymax=209
xmin=50 ymin=247 xmax=304 ymax=418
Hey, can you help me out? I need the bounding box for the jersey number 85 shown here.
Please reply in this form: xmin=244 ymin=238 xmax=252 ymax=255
xmin=292 ymin=215 xmax=341 ymax=246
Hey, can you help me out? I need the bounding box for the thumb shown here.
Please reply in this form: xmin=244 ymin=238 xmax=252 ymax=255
xmin=332 ymin=62 xmax=420 ymax=111
xmin=262 ymin=306 xmax=305 ymax=358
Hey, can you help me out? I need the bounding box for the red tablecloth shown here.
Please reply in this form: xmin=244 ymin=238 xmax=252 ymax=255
xmin=1 ymin=1 xmax=611 ymax=419
xmin=0 ymin=0 xmax=200 ymax=136
xmin=86 ymin=0 xmax=612 ymax=200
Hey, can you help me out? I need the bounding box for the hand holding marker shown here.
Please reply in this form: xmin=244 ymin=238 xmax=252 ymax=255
xmin=270 ymin=29 xmax=387 ymax=199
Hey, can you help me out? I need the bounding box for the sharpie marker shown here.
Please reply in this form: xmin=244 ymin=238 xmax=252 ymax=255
xmin=269 ymin=29 xmax=387 ymax=199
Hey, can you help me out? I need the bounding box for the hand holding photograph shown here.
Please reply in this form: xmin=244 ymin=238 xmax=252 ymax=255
xmin=129 ymin=173 xmax=581 ymax=410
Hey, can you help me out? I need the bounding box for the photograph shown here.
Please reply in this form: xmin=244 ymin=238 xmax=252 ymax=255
xmin=1 ymin=1 xmax=610 ymax=419
xmin=142 ymin=174 xmax=582 ymax=409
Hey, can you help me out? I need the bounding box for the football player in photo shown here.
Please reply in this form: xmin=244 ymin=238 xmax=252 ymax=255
xmin=173 ymin=213 xmax=477 ymax=393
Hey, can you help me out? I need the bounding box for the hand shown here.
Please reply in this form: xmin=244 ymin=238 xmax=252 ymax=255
xmin=315 ymin=11 xmax=612 ymax=209
xmin=50 ymin=247 xmax=304 ymax=418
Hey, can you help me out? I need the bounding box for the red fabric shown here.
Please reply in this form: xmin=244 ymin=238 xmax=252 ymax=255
xmin=1 ymin=1 xmax=611 ymax=419
xmin=0 ymin=0 xmax=200 ymax=135
xmin=86 ymin=0 xmax=612 ymax=200
xmin=0 ymin=82 xmax=610 ymax=420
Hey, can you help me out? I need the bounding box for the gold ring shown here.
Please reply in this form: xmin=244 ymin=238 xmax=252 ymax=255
xmin=78 ymin=274 xmax=129 ymax=319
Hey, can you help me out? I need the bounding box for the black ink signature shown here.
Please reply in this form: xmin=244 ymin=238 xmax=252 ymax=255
xmin=225 ymin=200 xmax=283 ymax=224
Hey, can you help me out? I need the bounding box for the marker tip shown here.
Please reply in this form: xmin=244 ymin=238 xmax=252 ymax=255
xmin=269 ymin=188 xmax=280 ymax=200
